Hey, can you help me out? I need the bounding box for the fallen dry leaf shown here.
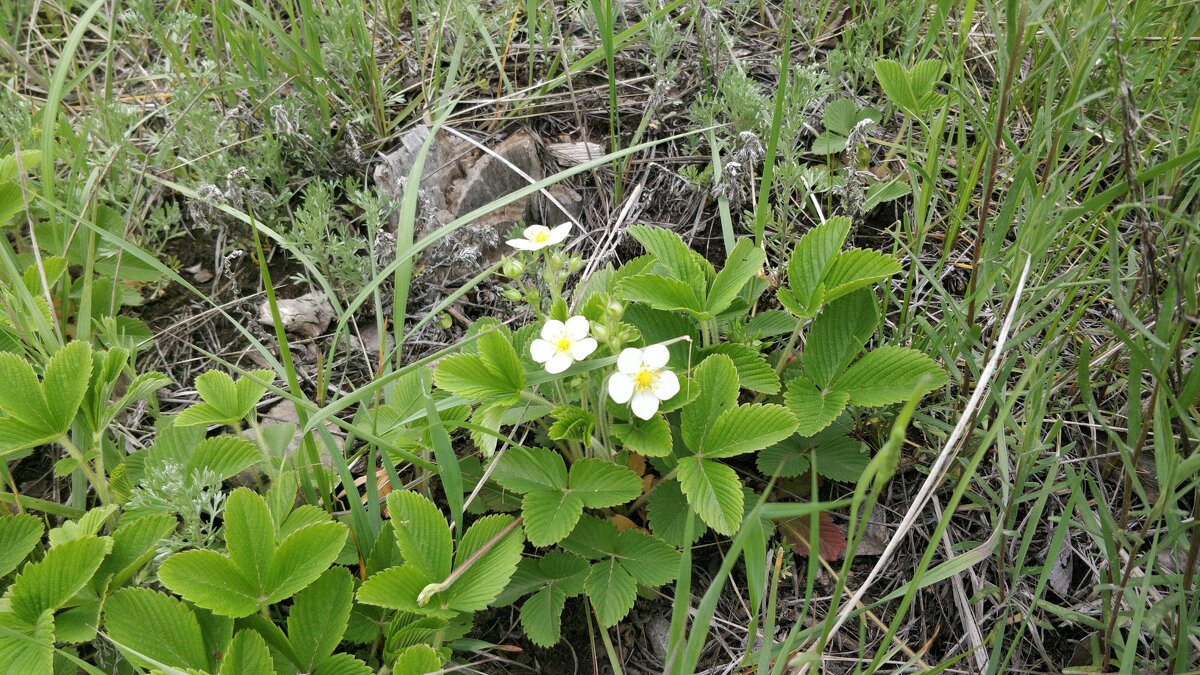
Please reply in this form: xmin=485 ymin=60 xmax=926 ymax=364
xmin=779 ymin=512 xmax=847 ymax=561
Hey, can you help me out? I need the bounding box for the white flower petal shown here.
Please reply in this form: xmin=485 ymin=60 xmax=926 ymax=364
xmin=608 ymin=372 xmax=636 ymax=404
xmin=541 ymin=320 xmax=565 ymax=341
xmin=507 ymin=238 xmax=539 ymax=250
xmin=642 ymin=344 xmax=670 ymax=369
xmin=545 ymin=352 xmax=573 ymax=374
xmin=564 ymin=315 xmax=590 ymax=339
xmin=523 ymin=225 xmax=548 ymax=240
xmin=630 ymin=391 xmax=660 ymax=420
xmin=530 ymin=339 xmax=554 ymax=363
xmin=616 ymin=348 xmax=644 ymax=375
xmin=546 ymin=222 xmax=572 ymax=245
xmin=570 ymin=337 xmax=597 ymax=360
xmin=651 ymin=369 xmax=680 ymax=400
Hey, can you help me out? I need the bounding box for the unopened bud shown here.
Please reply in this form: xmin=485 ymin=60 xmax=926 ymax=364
xmin=502 ymin=258 xmax=525 ymax=279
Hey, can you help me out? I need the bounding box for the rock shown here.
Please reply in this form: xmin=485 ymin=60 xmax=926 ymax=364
xmin=374 ymin=127 xmax=583 ymax=284
xmin=257 ymin=291 xmax=334 ymax=339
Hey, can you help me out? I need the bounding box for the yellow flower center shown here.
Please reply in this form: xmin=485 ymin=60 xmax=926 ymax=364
xmin=532 ymin=230 xmax=550 ymax=243
xmin=554 ymin=337 xmax=573 ymax=353
xmin=634 ymin=368 xmax=658 ymax=391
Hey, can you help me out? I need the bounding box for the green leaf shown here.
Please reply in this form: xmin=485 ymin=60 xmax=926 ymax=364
xmin=548 ymin=405 xmax=594 ymax=442
xmin=522 ymin=490 xmax=584 ymax=546
xmin=701 ymin=344 xmax=780 ymax=394
xmin=9 ymin=535 xmax=109 ymax=624
xmin=559 ymin=515 xmax=619 ymax=561
xmin=627 ymin=224 xmax=707 ymax=290
xmin=443 ymin=515 xmax=525 ymax=612
xmin=820 ymin=249 xmax=902 ymax=303
xmin=492 ymin=446 xmax=568 ymax=493
xmin=611 ymin=415 xmax=673 ymax=457
xmin=42 ymin=341 xmax=93 ymax=432
xmin=681 ymin=354 xmax=738 ymax=452
xmin=585 ymin=558 xmax=637 ymax=627
xmin=0 ymin=341 xmax=91 ymax=438
xmin=836 ymin=346 xmax=948 ymax=406
xmin=288 ymin=567 xmax=353 ymax=670
xmin=0 ymin=607 xmax=53 ymax=673
xmin=392 ymin=644 xmax=442 ymax=675
xmin=221 ymin=630 xmax=276 ymax=675
xmin=0 ymin=149 xmax=41 ymax=183
xmin=676 ymin=456 xmax=743 ymax=535
xmin=873 ymin=59 xmax=918 ymax=112
xmin=706 ymin=238 xmax=766 ymax=315
xmin=356 ymin=566 xmax=434 ymax=615
xmin=784 ymin=376 xmax=850 ymax=436
xmin=266 ymin=522 xmax=350 ymax=604
xmin=812 ymin=441 xmax=870 ymax=482
xmin=387 ymin=491 xmax=453 ymax=581
xmin=0 ymin=515 xmax=43 ymax=577
xmin=809 ymin=131 xmax=848 ymax=155
xmin=909 ymin=60 xmax=947 ymax=109
xmin=314 ymin=652 xmax=372 ymax=675
xmin=225 ymin=488 xmax=275 ymax=594
xmin=520 ymin=586 xmax=568 ymax=647
xmin=648 ymin=480 xmax=704 ymax=547
xmin=433 ymin=353 xmax=519 ymax=402
xmin=187 ymin=436 xmax=261 ymax=481
xmin=803 ymin=290 xmax=878 ymax=389
xmin=568 ymin=459 xmax=642 ymax=508
xmin=158 ymin=550 xmax=259 ymax=617
xmin=93 ymin=513 xmax=176 ymax=590
xmin=699 ymin=403 xmax=797 ymax=458
xmin=0 ymin=182 xmax=23 ymax=226
xmin=756 ymin=421 xmax=863 ymax=478
xmin=784 ymin=218 xmax=851 ymax=317
xmin=176 ymin=369 xmax=274 ymax=427
xmin=863 ymin=178 xmax=912 ymax=211
xmin=744 ymin=309 xmax=796 ymax=339
xmin=616 ymin=273 xmax=706 ymax=316
xmin=613 ymin=529 xmax=679 ymax=586
xmin=105 ymin=588 xmax=211 ymax=672
xmin=477 ymin=328 xmax=525 ymax=393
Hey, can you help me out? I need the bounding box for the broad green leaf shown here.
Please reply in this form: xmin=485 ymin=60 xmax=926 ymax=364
xmin=706 ymin=238 xmax=766 ymax=315
xmin=433 ymin=353 xmax=518 ymax=402
xmin=492 ymin=446 xmax=568 ymax=493
xmin=314 ymin=652 xmax=372 ymax=675
xmin=387 ymin=491 xmax=453 ymax=580
xmin=613 ymin=529 xmax=679 ymax=586
xmin=477 ymin=328 xmax=525 ymax=393
xmin=221 ymin=630 xmax=276 ymax=675
xmin=93 ymin=512 xmax=176 ymax=590
xmin=803 ymin=290 xmax=878 ymax=388
xmin=681 ymin=354 xmax=738 ymax=452
xmin=105 ymin=588 xmax=211 ymax=672
xmin=0 ymin=150 xmax=42 ymax=183
xmin=176 ymin=369 xmax=273 ymax=427
xmin=821 ymin=249 xmax=902 ymax=303
xmin=744 ymin=309 xmax=796 ymax=339
xmin=0 ymin=182 xmax=24 ymax=226
xmin=874 ymin=59 xmax=918 ymax=112
xmin=0 ymin=417 xmax=57 ymax=460
xmin=548 ymin=405 xmax=594 ymax=442
xmin=699 ymin=403 xmax=797 ymax=458
xmin=622 ymin=303 xmax=699 ymax=365
xmin=627 ymin=224 xmax=707 ymax=290
xmin=42 ymin=341 xmax=93 ymax=432
xmin=585 ymin=558 xmax=637 ymax=627
xmin=787 ymin=217 xmax=851 ymax=313
xmin=47 ymin=505 xmax=114 ymax=547
xmin=809 ymin=131 xmax=848 ymax=155
xmin=568 ymin=459 xmax=642 ymax=508
xmin=225 ymin=488 xmax=275 ymax=595
xmin=677 ymin=456 xmax=743 ymax=535
xmin=265 ymin=522 xmax=348 ymax=604
xmin=444 ymin=514 xmax=525 ymax=612
xmin=559 ymin=515 xmax=619 ymax=560
xmin=522 ymin=490 xmax=584 ymax=546
xmin=784 ymin=376 xmax=851 ymax=436
xmin=616 ymin=273 xmax=705 ymax=316
xmin=611 ymin=415 xmax=673 ymax=457
xmin=392 ymin=644 xmax=442 ymax=675
xmin=159 ymin=550 xmax=259 ymax=617
xmin=53 ymin=596 xmax=101 ymax=643
xmin=909 ymin=60 xmax=947 ymax=109
xmin=0 ymin=515 xmax=43 ymax=577
xmin=702 ymin=344 xmax=780 ymax=394
xmin=0 ymin=608 xmax=53 ymax=673
xmin=837 ymin=346 xmax=947 ymax=406
xmin=812 ymin=441 xmax=870 ymax=482
xmin=9 ymin=535 xmax=109 ymax=624
xmin=356 ymin=566 xmax=434 ymax=615
xmin=863 ymin=178 xmax=912 ymax=211
xmin=187 ymin=436 xmax=261 ymax=481
xmin=520 ymin=585 xmax=568 ymax=647
xmin=288 ymin=567 xmax=354 ymax=670
xmin=647 ymin=480 xmax=705 ymax=547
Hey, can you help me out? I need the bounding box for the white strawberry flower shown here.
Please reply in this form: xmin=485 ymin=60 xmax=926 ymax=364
xmin=530 ymin=316 xmax=598 ymax=374
xmin=607 ymin=344 xmax=680 ymax=420
xmin=506 ymin=222 xmax=571 ymax=251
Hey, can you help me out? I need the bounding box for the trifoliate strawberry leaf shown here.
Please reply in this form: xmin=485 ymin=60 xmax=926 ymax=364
xmin=585 ymin=558 xmax=637 ymax=627
xmin=105 ymin=588 xmax=212 ymax=672
xmin=681 ymin=354 xmax=739 ymax=452
xmin=548 ymin=405 xmax=594 ymax=442
xmin=220 ymin=629 xmax=275 ymax=675
xmin=701 ymin=343 xmax=779 ymax=394
xmin=783 ymin=218 xmax=851 ymax=318
xmin=836 ymin=346 xmax=948 ymax=406
xmin=802 ymin=290 xmax=878 ymax=389
xmin=677 ymin=455 xmax=743 ymax=535
xmin=176 ymin=369 xmax=273 ymax=427
xmin=611 ymin=414 xmax=673 ymax=457
xmin=784 ymin=376 xmax=850 ymax=436
xmin=568 ymin=459 xmax=641 ymax=509
xmin=705 ymin=237 xmax=766 ymax=315
xmin=648 ymin=479 xmax=705 ymax=547
xmin=699 ymin=403 xmax=797 ymax=459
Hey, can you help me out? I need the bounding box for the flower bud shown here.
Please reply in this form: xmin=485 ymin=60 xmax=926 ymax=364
xmin=605 ymin=300 xmax=624 ymax=320
xmin=500 ymin=287 xmax=524 ymax=303
xmin=502 ymin=258 xmax=525 ymax=279
xmin=566 ymin=255 xmax=584 ymax=273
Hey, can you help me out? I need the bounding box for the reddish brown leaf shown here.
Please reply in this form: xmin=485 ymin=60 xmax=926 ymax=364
xmin=779 ymin=512 xmax=846 ymax=561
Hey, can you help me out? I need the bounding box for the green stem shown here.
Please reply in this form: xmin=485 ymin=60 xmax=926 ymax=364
xmin=59 ymin=436 xmax=109 ymax=507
